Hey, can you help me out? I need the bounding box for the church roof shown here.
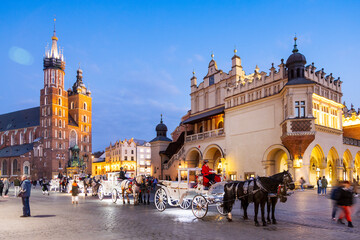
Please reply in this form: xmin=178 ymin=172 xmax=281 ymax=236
xmin=68 ymin=114 xmax=78 ymax=127
xmin=0 ymin=143 xmax=34 ymax=158
xmin=149 ymin=136 xmax=172 ymax=143
xmin=0 ymin=107 xmax=40 ymax=132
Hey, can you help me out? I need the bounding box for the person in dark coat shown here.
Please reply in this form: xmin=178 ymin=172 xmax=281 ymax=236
xmin=42 ymin=178 xmax=50 ymax=195
xmin=71 ymin=180 xmax=79 ymax=204
xmin=119 ymin=167 xmax=128 ymax=180
xmin=337 ymin=181 xmax=354 ymax=228
xmin=0 ymin=178 xmax=4 ymax=197
xmin=14 ymin=177 xmax=21 ymax=197
xmin=20 ymin=175 xmax=31 ymax=217
xmin=32 ymin=179 xmax=37 ymax=189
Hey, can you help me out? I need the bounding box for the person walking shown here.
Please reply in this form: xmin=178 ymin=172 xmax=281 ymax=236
xmin=317 ymin=177 xmax=322 ymax=195
xmin=0 ymin=178 xmax=4 ymax=197
xmin=321 ymin=176 xmax=328 ymax=195
xmin=14 ymin=177 xmax=21 ymax=197
xmin=71 ymin=180 xmax=79 ymax=204
xmin=42 ymin=178 xmax=50 ymax=195
xmin=330 ymin=181 xmax=343 ymax=221
xmin=3 ymin=178 xmax=10 ymax=197
xmin=32 ymin=179 xmax=37 ymax=189
xmin=337 ymin=181 xmax=354 ymax=228
xmin=299 ymin=177 xmax=305 ymax=191
xmin=20 ymin=175 xmax=31 ymax=217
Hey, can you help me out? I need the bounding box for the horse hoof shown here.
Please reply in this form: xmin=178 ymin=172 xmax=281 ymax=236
xmin=272 ymin=220 xmax=277 ymax=224
xmin=243 ymin=216 xmax=249 ymax=220
xmin=267 ymin=220 xmax=271 ymax=224
xmin=227 ymin=218 xmax=232 ymax=222
xmin=263 ymin=222 xmax=267 ymax=226
xmin=255 ymin=222 xmax=260 ymax=227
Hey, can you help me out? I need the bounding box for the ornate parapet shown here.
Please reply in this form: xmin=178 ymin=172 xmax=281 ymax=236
xmin=343 ymin=137 xmax=360 ymax=147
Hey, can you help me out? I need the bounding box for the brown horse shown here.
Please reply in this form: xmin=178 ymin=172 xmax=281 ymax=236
xmin=120 ymin=175 xmax=143 ymax=205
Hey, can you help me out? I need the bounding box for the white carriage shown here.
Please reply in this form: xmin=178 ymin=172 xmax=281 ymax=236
xmin=97 ymin=172 xmax=123 ymax=203
xmin=50 ymin=178 xmax=60 ymax=192
xmin=154 ymin=167 xmax=227 ymax=219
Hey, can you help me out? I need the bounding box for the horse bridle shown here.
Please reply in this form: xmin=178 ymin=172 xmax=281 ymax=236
xmin=277 ymin=172 xmax=294 ymax=201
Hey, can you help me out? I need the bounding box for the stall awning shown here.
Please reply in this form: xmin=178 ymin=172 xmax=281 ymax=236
xmin=182 ymin=106 xmax=224 ymax=124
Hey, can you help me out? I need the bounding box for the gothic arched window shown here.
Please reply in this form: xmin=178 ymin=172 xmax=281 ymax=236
xmin=2 ymin=160 xmax=8 ymax=175
xmin=13 ymin=159 xmax=18 ymax=175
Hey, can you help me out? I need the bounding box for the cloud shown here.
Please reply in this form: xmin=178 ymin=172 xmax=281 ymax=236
xmin=9 ymin=46 xmax=34 ymax=65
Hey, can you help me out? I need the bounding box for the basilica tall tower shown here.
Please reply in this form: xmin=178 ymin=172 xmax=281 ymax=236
xmin=40 ymin=22 xmax=69 ymax=177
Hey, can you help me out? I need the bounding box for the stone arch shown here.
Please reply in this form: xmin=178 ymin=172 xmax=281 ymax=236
xmin=263 ymin=144 xmax=291 ymax=176
xmin=355 ymin=152 xmax=360 ymax=182
xmin=69 ymin=130 xmax=77 ymax=148
xmin=203 ymin=144 xmax=224 ymax=173
xmin=342 ymin=149 xmax=353 ymax=181
xmin=217 ymin=121 xmax=223 ymax=129
xmin=185 ymin=147 xmax=202 ymax=168
xmin=326 ymin=147 xmax=339 ymax=185
xmin=309 ymin=145 xmax=325 ymax=185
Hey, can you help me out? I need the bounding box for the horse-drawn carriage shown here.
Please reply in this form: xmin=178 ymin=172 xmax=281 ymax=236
xmin=154 ymin=167 xmax=227 ymax=219
xmin=98 ymin=172 xmax=150 ymax=205
xmin=97 ymin=172 xmax=122 ymax=202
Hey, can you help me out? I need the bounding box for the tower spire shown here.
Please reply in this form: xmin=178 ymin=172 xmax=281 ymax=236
xmin=160 ymin=114 xmax=163 ymax=124
xmin=292 ymin=34 xmax=298 ymax=53
xmin=50 ymin=17 xmax=59 ymax=58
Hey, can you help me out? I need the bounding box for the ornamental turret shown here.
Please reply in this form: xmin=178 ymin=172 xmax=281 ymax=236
xmin=286 ymin=37 xmax=307 ymax=81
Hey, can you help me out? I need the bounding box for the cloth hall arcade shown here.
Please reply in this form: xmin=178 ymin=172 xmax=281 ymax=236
xmin=153 ymin=38 xmax=360 ymax=186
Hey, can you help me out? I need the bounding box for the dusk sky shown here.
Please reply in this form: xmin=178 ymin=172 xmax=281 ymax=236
xmin=1 ymin=0 xmax=360 ymax=151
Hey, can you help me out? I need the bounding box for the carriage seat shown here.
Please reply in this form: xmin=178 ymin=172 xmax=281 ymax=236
xmin=202 ymin=174 xmax=222 ymax=188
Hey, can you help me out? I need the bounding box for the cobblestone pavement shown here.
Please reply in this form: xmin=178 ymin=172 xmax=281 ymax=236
xmin=0 ymin=187 xmax=359 ymax=240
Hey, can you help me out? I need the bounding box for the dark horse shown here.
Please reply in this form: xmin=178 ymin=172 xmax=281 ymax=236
xmin=139 ymin=176 xmax=153 ymax=205
xmin=223 ymin=171 xmax=294 ymax=226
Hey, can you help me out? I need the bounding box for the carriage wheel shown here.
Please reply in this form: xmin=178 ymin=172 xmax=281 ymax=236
xmin=112 ymin=189 xmax=118 ymax=203
xmin=98 ymin=185 xmax=104 ymax=200
xmin=154 ymin=188 xmax=167 ymax=212
xmin=180 ymin=199 xmax=191 ymax=210
xmin=216 ymin=202 xmax=228 ymax=216
xmin=192 ymin=195 xmax=208 ymax=219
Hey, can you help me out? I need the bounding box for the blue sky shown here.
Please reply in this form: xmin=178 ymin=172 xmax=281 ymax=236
xmin=1 ymin=0 xmax=360 ymax=151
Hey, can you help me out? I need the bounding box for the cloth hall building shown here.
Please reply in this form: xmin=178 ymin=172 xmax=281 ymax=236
xmin=0 ymin=26 xmax=92 ymax=179
xmin=152 ymin=38 xmax=360 ymax=186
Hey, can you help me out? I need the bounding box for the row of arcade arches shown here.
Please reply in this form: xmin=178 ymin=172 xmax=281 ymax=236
xmin=264 ymin=144 xmax=360 ymax=185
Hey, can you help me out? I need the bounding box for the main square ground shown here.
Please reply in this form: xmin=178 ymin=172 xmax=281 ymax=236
xmin=0 ymin=188 xmax=359 ymax=240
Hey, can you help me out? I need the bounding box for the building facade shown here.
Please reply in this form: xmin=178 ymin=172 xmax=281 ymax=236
xmin=96 ymin=138 xmax=152 ymax=177
xmin=154 ymin=39 xmax=360 ymax=185
xmin=136 ymin=142 xmax=152 ymax=176
xmin=0 ymin=25 xmax=92 ymax=179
